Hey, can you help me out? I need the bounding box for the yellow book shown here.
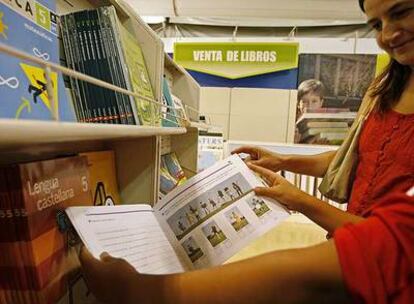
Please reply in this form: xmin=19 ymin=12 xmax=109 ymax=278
xmin=81 ymin=151 xmax=121 ymax=206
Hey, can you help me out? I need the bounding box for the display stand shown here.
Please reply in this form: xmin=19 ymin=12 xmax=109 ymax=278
xmin=160 ymin=53 xmax=202 ymax=185
xmin=0 ymin=0 xmax=201 ymax=302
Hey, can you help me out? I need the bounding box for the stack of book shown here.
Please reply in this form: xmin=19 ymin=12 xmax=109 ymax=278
xmin=159 ymin=153 xmax=187 ymax=196
xmin=60 ymin=6 xmax=160 ymax=125
xmin=0 ymin=156 xmax=93 ymax=304
xmin=296 ymin=110 xmax=356 ymax=145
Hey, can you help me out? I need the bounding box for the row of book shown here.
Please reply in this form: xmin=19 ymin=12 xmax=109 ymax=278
xmin=0 ymin=151 xmax=120 ymax=304
xmin=0 ymin=1 xmax=188 ymax=127
xmin=60 ymin=6 xmax=158 ymax=125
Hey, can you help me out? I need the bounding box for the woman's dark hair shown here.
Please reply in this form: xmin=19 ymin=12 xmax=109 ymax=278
xmin=359 ymin=0 xmax=365 ymax=13
xmin=358 ymin=0 xmax=412 ymax=112
xmin=359 ymin=0 xmax=365 ymax=12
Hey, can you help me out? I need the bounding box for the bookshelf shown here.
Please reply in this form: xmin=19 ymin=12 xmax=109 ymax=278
xmin=0 ymin=0 xmax=202 ymax=303
xmin=160 ymin=53 xmax=202 ymax=182
xmin=164 ymin=54 xmax=200 ymax=122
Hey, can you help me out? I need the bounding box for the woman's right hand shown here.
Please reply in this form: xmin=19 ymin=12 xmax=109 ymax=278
xmin=231 ymin=145 xmax=287 ymax=172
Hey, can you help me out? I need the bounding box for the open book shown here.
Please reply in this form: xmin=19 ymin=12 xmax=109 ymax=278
xmin=66 ymin=155 xmax=289 ymax=274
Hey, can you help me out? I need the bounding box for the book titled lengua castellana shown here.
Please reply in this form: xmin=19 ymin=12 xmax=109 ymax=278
xmin=0 ymin=0 xmax=75 ymax=121
xmin=0 ymin=156 xmax=93 ymax=304
xmin=66 ymin=155 xmax=290 ymax=274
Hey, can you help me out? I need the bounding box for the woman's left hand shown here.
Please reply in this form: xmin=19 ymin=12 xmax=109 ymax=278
xmin=248 ymin=163 xmax=310 ymax=212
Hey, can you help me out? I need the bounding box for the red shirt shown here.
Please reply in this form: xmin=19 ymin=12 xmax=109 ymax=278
xmin=334 ymin=191 xmax=414 ymax=303
xmin=347 ymin=110 xmax=414 ymax=216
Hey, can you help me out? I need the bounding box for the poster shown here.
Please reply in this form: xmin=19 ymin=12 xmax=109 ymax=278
xmin=295 ymin=54 xmax=377 ymax=145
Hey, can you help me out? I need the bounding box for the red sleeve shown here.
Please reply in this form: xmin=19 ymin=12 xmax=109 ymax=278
xmin=334 ymin=192 xmax=414 ymax=304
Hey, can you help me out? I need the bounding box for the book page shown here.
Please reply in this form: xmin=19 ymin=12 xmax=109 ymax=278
xmin=154 ymin=155 xmax=290 ymax=269
xmin=66 ymin=204 xmax=185 ymax=274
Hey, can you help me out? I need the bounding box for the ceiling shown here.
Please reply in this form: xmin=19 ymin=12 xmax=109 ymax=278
xmin=125 ymin=0 xmax=367 ymax=27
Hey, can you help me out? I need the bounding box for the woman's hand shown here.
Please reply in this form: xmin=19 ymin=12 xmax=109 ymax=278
xmin=232 ymin=145 xmax=287 ymax=172
xmin=248 ymin=163 xmax=311 ymax=213
xmin=79 ymin=247 xmax=140 ymax=304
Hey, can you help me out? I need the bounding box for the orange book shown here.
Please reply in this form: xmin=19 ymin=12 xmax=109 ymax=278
xmin=0 ymin=155 xmax=92 ymax=242
xmin=0 ymin=156 xmax=93 ymax=302
xmin=80 ymin=150 xmax=121 ymax=206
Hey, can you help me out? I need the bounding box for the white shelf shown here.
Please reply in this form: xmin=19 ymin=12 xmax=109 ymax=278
xmin=0 ymin=119 xmax=186 ymax=148
xmin=188 ymin=121 xmax=210 ymax=131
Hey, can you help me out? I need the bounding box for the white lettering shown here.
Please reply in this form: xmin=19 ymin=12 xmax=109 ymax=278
xmin=27 ymin=178 xmax=59 ymax=196
xmin=36 ymin=188 xmax=75 ymax=211
xmin=193 ymin=50 xmax=223 ymax=62
xmin=226 ymin=50 xmax=239 ymax=62
xmin=270 ymin=51 xmax=277 ymax=62
xmin=256 ymin=51 xmax=264 ymax=62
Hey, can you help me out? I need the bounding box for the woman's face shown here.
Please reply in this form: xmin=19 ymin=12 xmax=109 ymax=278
xmin=364 ymin=0 xmax=414 ymax=66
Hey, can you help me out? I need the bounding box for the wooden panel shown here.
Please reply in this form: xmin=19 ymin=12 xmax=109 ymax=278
xmin=229 ymin=88 xmax=290 ymax=142
xmin=199 ymin=87 xmax=231 ymax=139
xmin=110 ymin=137 xmax=158 ymax=205
xmin=200 ymin=87 xmax=231 ymax=114
xmin=170 ymin=128 xmax=199 ymax=177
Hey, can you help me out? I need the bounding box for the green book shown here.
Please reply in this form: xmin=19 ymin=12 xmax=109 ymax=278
xmin=115 ymin=17 xmax=160 ymax=126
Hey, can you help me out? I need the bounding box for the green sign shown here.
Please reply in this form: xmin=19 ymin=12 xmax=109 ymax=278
xmin=174 ymin=42 xmax=299 ymax=79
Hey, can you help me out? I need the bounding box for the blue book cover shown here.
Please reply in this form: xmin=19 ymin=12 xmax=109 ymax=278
xmin=161 ymin=77 xmax=179 ymax=127
xmin=0 ymin=0 xmax=75 ymax=121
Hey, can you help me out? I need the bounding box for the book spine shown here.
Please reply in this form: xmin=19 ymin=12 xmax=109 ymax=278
xmin=90 ymin=10 xmax=118 ymax=124
xmin=60 ymin=16 xmax=83 ymax=122
xmin=69 ymin=13 xmax=91 ymax=122
xmin=78 ymin=11 xmax=103 ymax=123
xmin=97 ymin=7 xmax=125 ymax=124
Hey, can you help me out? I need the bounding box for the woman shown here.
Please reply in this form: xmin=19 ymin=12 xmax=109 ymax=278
xmin=234 ymin=0 xmax=414 ymax=234
xmin=79 ymin=0 xmax=414 ymax=303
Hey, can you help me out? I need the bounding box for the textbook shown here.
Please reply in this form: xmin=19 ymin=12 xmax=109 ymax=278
xmin=80 ymin=150 xmax=121 ymax=206
xmin=159 ymin=152 xmax=187 ymax=197
xmin=0 ymin=155 xmax=93 ymax=304
xmin=60 ymin=6 xmax=159 ymax=125
xmin=161 ymin=76 xmax=179 ymax=127
xmin=0 ymin=0 xmax=75 ymax=121
xmin=66 ymin=155 xmax=290 ymax=274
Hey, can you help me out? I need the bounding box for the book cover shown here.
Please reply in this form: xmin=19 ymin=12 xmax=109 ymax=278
xmin=0 ymin=0 xmax=75 ymax=121
xmin=161 ymin=76 xmax=179 ymax=127
xmin=61 ymin=7 xmax=138 ymax=124
xmin=98 ymin=6 xmax=136 ymax=125
xmin=171 ymin=93 xmax=188 ymax=122
xmin=162 ymin=152 xmax=187 ymax=185
xmin=0 ymin=155 xmax=93 ymax=303
xmin=160 ymin=166 xmax=178 ymax=195
xmin=115 ymin=16 xmax=160 ymax=126
xmin=80 ymin=150 xmax=121 ymax=206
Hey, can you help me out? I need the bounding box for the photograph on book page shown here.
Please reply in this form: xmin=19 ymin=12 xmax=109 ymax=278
xmin=154 ymin=154 xmax=290 ymax=269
